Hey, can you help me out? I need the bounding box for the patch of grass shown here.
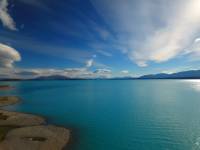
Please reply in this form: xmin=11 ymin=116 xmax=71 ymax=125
xmin=0 ymin=126 xmax=18 ymax=141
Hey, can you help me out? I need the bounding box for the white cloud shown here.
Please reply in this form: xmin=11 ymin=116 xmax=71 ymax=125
xmin=0 ymin=0 xmax=17 ymax=30
xmin=131 ymin=0 xmax=200 ymax=66
xmin=0 ymin=43 xmax=21 ymax=68
xmin=86 ymin=59 xmax=94 ymax=68
xmin=92 ymin=0 xmax=200 ymax=67
xmin=121 ymin=70 xmax=129 ymax=74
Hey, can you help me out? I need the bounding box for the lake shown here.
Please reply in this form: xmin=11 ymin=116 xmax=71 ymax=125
xmin=1 ymin=80 xmax=200 ymax=150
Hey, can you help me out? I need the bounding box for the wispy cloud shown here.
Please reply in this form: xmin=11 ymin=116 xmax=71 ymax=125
xmin=17 ymin=0 xmax=50 ymax=12
xmin=0 ymin=29 xmax=111 ymax=71
xmin=0 ymin=43 xmax=21 ymax=68
xmin=97 ymin=50 xmax=112 ymax=57
xmin=94 ymin=26 xmax=111 ymax=40
xmin=0 ymin=0 xmax=17 ymax=30
xmin=92 ymin=0 xmax=200 ymax=67
xmin=0 ymin=31 xmax=94 ymax=64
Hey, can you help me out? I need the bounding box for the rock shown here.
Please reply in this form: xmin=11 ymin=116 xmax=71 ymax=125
xmin=0 ymin=125 xmax=70 ymax=150
xmin=0 ymin=110 xmax=45 ymax=127
xmin=0 ymin=96 xmax=19 ymax=107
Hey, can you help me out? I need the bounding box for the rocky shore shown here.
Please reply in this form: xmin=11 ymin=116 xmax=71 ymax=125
xmin=0 ymin=87 xmax=70 ymax=150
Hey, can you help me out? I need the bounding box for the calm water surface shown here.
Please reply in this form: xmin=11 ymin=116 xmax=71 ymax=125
xmin=1 ymin=80 xmax=200 ymax=150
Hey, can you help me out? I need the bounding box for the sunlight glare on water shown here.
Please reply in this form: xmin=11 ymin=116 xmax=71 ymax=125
xmin=182 ymin=80 xmax=200 ymax=92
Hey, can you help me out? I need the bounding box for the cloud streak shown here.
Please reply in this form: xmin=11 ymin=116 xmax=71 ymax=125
xmin=17 ymin=0 xmax=50 ymax=11
xmin=0 ymin=31 xmax=94 ymax=64
xmin=97 ymin=50 xmax=112 ymax=57
xmin=0 ymin=0 xmax=17 ymax=30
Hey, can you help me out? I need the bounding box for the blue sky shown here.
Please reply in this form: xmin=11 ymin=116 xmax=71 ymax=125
xmin=0 ymin=0 xmax=200 ymax=78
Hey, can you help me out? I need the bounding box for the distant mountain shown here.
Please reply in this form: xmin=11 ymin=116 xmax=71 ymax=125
xmin=139 ymin=70 xmax=200 ymax=79
xmin=33 ymin=75 xmax=71 ymax=80
xmin=110 ymin=76 xmax=136 ymax=80
xmin=33 ymin=75 xmax=88 ymax=80
xmin=139 ymin=73 xmax=171 ymax=79
xmin=0 ymin=78 xmax=22 ymax=81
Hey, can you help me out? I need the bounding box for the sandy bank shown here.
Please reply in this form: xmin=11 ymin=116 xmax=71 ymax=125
xmin=0 ymin=96 xmax=70 ymax=150
xmin=0 ymin=110 xmax=45 ymax=127
xmin=0 ymin=125 xmax=70 ymax=150
xmin=0 ymin=96 xmax=19 ymax=107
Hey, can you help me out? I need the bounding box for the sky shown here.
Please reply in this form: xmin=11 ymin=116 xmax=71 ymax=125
xmin=1 ymin=0 xmax=200 ymax=79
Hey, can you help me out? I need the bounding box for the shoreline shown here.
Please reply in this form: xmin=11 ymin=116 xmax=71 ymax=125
xmin=0 ymin=87 xmax=71 ymax=150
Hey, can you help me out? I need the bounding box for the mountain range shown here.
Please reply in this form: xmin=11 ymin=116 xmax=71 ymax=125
xmin=139 ymin=70 xmax=200 ymax=79
xmin=1 ymin=70 xmax=200 ymax=81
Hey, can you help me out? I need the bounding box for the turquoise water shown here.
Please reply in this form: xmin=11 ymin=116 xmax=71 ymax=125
xmin=1 ymin=80 xmax=200 ymax=150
